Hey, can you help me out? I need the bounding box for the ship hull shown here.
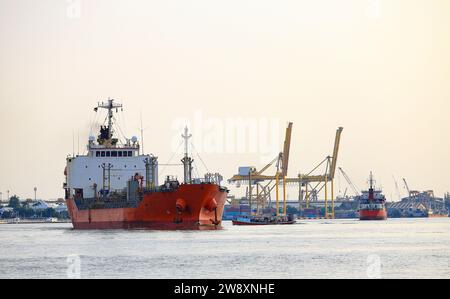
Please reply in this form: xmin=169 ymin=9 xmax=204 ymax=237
xmin=66 ymin=184 xmax=227 ymax=230
xmin=232 ymin=220 xmax=295 ymax=226
xmin=359 ymin=209 xmax=387 ymax=221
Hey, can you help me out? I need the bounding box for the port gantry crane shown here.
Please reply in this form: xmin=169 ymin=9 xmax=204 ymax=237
xmin=402 ymin=178 xmax=422 ymax=200
xmin=228 ymin=122 xmax=293 ymax=217
xmin=228 ymin=124 xmax=344 ymax=219
xmin=291 ymin=127 xmax=344 ymax=219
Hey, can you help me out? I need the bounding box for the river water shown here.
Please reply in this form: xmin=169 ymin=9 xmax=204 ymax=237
xmin=0 ymin=218 xmax=449 ymax=279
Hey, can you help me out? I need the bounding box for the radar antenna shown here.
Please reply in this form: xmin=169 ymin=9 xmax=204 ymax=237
xmin=94 ymin=98 xmax=123 ymax=145
xmin=94 ymin=98 xmax=123 ymax=141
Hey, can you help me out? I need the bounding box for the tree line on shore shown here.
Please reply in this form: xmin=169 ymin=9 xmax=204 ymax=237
xmin=0 ymin=195 xmax=69 ymax=219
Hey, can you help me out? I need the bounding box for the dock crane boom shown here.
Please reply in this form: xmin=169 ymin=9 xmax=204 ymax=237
xmin=254 ymin=156 xmax=279 ymax=177
xmin=281 ymin=122 xmax=293 ymax=177
xmin=228 ymin=122 xmax=293 ymax=217
xmin=393 ymin=175 xmax=402 ymax=201
xmin=329 ymin=127 xmax=344 ymax=180
xmin=296 ymin=127 xmax=344 ymax=182
xmin=229 ymin=122 xmax=293 ymax=182
xmin=403 ymin=178 xmax=411 ymax=197
xmin=294 ymin=127 xmax=344 ymax=219
xmin=338 ymin=167 xmax=360 ymax=197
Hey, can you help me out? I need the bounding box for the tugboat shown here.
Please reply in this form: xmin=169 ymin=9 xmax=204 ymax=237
xmin=232 ymin=214 xmax=295 ymax=225
xmin=64 ymin=99 xmax=228 ymax=230
xmin=358 ymin=172 xmax=387 ymax=221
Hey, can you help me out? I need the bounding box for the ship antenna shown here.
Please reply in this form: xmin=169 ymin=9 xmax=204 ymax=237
xmin=72 ymin=129 xmax=75 ymax=157
xmin=95 ymin=98 xmax=123 ymax=140
xmin=140 ymin=111 xmax=144 ymax=155
xmin=369 ymin=171 xmax=374 ymax=189
xmin=182 ymin=126 xmax=192 ymax=158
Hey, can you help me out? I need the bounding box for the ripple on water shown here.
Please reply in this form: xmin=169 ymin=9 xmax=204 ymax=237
xmin=0 ymin=219 xmax=449 ymax=278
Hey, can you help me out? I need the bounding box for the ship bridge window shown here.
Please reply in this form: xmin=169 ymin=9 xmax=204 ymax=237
xmin=111 ymin=151 xmax=117 ymax=157
xmin=101 ymin=151 xmax=105 ymax=157
xmin=123 ymin=151 xmax=129 ymax=157
xmin=118 ymin=151 xmax=123 ymax=157
xmin=96 ymin=151 xmax=100 ymax=157
xmin=128 ymin=151 xmax=133 ymax=157
xmin=106 ymin=151 xmax=111 ymax=157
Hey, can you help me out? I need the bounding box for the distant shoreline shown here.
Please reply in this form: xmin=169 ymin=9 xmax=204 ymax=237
xmin=0 ymin=219 xmax=71 ymax=225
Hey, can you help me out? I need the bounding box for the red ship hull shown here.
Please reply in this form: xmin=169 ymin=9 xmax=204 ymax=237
xmin=359 ymin=209 xmax=387 ymax=221
xmin=66 ymin=184 xmax=227 ymax=230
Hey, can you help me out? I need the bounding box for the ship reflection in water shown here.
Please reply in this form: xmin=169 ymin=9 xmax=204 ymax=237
xmin=1 ymin=218 xmax=450 ymax=279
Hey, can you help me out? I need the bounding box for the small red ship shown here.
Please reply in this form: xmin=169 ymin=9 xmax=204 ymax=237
xmin=64 ymin=99 xmax=228 ymax=230
xmin=358 ymin=172 xmax=387 ymax=221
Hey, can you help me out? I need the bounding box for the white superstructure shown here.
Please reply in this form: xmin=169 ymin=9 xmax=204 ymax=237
xmin=64 ymin=99 xmax=158 ymax=200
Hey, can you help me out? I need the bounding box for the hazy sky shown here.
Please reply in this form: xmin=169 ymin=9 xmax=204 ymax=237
xmin=0 ymin=0 xmax=449 ymax=200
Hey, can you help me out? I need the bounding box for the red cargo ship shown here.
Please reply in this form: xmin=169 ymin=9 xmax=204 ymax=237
xmin=64 ymin=99 xmax=228 ymax=230
xmin=358 ymin=172 xmax=387 ymax=221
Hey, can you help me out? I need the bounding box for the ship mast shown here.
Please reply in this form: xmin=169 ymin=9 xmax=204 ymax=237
xmin=369 ymin=171 xmax=374 ymax=190
xmin=181 ymin=127 xmax=193 ymax=184
xmin=368 ymin=171 xmax=375 ymax=201
xmin=94 ymin=98 xmax=123 ymax=141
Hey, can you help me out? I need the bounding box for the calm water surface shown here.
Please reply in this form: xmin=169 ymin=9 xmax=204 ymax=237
xmin=0 ymin=218 xmax=449 ymax=279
